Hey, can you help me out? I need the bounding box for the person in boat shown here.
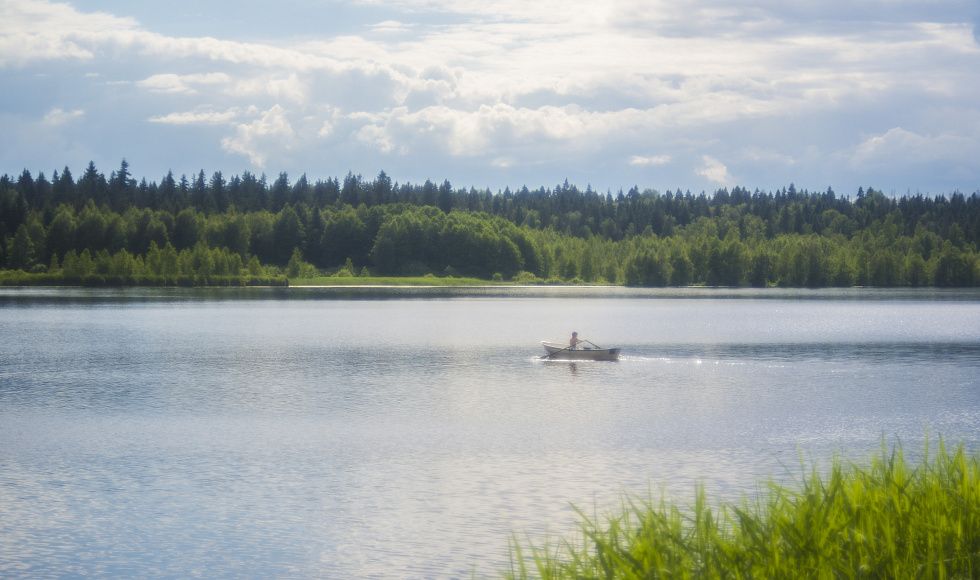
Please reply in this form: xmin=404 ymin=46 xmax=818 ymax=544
xmin=569 ymin=331 xmax=581 ymax=350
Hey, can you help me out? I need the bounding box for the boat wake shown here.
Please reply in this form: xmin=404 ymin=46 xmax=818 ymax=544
xmin=617 ymin=355 xmax=675 ymax=363
xmin=617 ymin=355 xmax=755 ymax=367
xmin=531 ymin=353 xmax=782 ymax=369
xmin=530 ymin=356 xmax=611 ymax=365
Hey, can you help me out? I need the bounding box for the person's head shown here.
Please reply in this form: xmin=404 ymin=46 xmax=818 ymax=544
xmin=572 ymin=331 xmax=578 ymax=337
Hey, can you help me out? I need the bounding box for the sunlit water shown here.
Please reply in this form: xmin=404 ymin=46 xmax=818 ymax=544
xmin=1 ymin=287 xmax=979 ymax=577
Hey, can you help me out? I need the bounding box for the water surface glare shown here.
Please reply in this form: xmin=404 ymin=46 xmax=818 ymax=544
xmin=1 ymin=288 xmax=979 ymax=577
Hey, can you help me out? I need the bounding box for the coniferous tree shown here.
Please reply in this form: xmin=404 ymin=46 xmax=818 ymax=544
xmin=159 ymin=171 xmax=177 ymax=212
xmin=78 ymin=162 xmax=107 ymax=207
xmin=190 ymin=170 xmax=208 ymax=211
xmin=107 ymin=159 xmax=134 ymax=211
xmin=271 ymin=172 xmax=290 ymax=211
xmin=52 ymin=166 xmax=75 ymax=206
xmin=210 ymin=171 xmax=226 ymax=213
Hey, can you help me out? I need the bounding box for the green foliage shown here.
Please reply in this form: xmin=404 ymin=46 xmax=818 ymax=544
xmin=625 ymin=250 xmax=671 ymax=287
xmin=3 ymin=238 xmax=285 ymax=287
xmin=273 ymin=205 xmax=305 ymax=264
xmin=47 ymin=205 xmax=77 ymax=259
xmin=513 ymin=270 xmax=543 ymax=284
xmin=10 ymin=224 xmax=35 ymax=270
xmin=934 ymin=242 xmax=976 ymax=287
xmin=2 ymin=163 xmax=978 ymax=287
xmin=333 ymin=257 xmax=356 ymax=277
xmin=75 ymin=201 xmax=107 ymax=252
xmin=370 ymin=207 xmax=527 ymax=278
xmin=508 ymin=443 xmax=980 ymax=579
xmin=286 ymin=248 xmax=318 ymax=278
xmin=314 ymin=205 xmax=371 ymax=267
xmin=170 ymin=208 xmax=198 ymax=250
xmin=287 ymin=274 xmax=497 ymax=286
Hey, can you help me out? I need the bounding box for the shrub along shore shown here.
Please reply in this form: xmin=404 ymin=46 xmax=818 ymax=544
xmin=508 ymin=443 xmax=980 ymax=579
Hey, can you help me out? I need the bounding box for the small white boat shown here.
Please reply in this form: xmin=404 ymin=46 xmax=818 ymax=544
xmin=541 ymin=341 xmax=621 ymax=361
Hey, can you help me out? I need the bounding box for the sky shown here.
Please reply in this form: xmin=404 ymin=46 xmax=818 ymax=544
xmin=1 ymin=0 xmax=979 ymax=195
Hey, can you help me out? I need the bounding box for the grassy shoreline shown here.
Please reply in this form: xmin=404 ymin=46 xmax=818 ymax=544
xmin=508 ymin=443 xmax=980 ymax=579
xmin=4 ymin=274 xmax=979 ymax=293
xmin=289 ymin=275 xmax=516 ymax=286
xmin=0 ymin=270 xmax=287 ymax=287
xmin=0 ymin=270 xmax=587 ymax=288
xmin=290 ymin=275 xmax=619 ymax=286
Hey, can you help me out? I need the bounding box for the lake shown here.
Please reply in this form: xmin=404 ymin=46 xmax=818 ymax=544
xmin=1 ymin=287 xmax=979 ymax=577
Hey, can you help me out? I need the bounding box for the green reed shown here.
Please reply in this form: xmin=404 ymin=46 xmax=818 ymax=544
xmin=507 ymin=442 xmax=980 ymax=579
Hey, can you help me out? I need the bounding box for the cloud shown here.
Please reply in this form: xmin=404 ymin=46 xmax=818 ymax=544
xmin=355 ymin=123 xmax=398 ymax=154
xmin=232 ymin=73 xmax=308 ymax=104
xmin=974 ymin=5 xmax=980 ymax=44
xmin=0 ymin=0 xmax=139 ymax=66
xmin=352 ymin=104 xmax=620 ymax=158
xmin=696 ymin=155 xmax=732 ymax=185
xmin=149 ymin=109 xmax=241 ymax=125
xmin=0 ymin=0 xmax=349 ymax=73
xmin=137 ymin=73 xmax=230 ymax=94
xmin=42 ymin=107 xmax=84 ymax=126
xmin=3 ymin=0 xmax=979 ymax=192
xmin=850 ymin=127 xmax=976 ymax=168
xmin=629 ymin=154 xmax=672 ymax=167
xmin=220 ymin=105 xmax=295 ymax=167
xmin=739 ymin=148 xmax=795 ymax=165
xmin=370 ymin=20 xmax=413 ymax=34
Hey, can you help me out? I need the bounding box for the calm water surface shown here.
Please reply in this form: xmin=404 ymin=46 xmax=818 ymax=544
xmin=1 ymin=287 xmax=979 ymax=577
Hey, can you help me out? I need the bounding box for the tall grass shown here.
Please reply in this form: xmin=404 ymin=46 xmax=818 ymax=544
xmin=508 ymin=442 xmax=980 ymax=578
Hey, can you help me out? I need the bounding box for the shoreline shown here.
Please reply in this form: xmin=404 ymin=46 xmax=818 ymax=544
xmin=3 ymin=285 xmax=979 ymax=303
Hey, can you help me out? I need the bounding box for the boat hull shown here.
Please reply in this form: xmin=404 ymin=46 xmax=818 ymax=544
xmin=541 ymin=341 xmax=620 ymax=361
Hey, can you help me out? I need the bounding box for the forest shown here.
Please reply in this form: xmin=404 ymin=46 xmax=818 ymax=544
xmin=0 ymin=159 xmax=977 ymax=287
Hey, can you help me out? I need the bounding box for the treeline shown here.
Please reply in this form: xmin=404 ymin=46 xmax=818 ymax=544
xmin=5 ymin=160 xmax=978 ymax=243
xmin=0 ymin=160 xmax=977 ymax=287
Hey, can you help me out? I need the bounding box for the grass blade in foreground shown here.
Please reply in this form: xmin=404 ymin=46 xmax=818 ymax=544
xmin=507 ymin=443 xmax=980 ymax=578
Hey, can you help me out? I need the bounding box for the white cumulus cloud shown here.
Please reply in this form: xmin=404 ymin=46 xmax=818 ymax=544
xmin=137 ymin=73 xmax=230 ymax=94
xmin=232 ymin=73 xmax=308 ymax=104
xmin=697 ymin=155 xmax=733 ymax=186
xmin=851 ymin=127 xmax=976 ymax=167
xmin=149 ymin=108 xmax=241 ymax=125
xmin=2 ymin=0 xmax=979 ymax=191
xmin=220 ymin=105 xmax=295 ymax=167
xmin=629 ymin=154 xmax=672 ymax=167
xmin=370 ymin=20 xmax=413 ymax=34
xmin=0 ymin=0 xmax=139 ymax=66
xmin=42 ymin=107 xmax=84 ymax=126
xmin=355 ymin=122 xmax=399 ymax=154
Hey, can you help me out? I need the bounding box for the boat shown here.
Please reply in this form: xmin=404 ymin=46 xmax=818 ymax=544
xmin=541 ymin=341 xmax=620 ymax=361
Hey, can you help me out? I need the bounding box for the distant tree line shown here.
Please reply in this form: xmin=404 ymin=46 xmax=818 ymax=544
xmin=0 ymin=159 xmax=977 ymax=286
